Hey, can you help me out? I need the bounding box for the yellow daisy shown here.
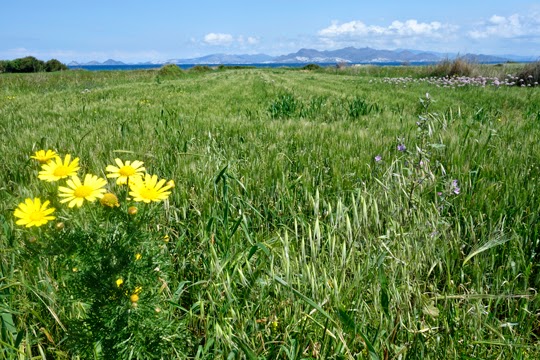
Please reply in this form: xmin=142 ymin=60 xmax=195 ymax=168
xmin=38 ymin=154 xmax=80 ymax=182
xmin=31 ymin=149 xmax=58 ymax=164
xmin=14 ymin=198 xmax=56 ymax=228
xmin=58 ymin=174 xmax=108 ymax=208
xmin=105 ymin=159 xmax=145 ymax=185
xmin=129 ymin=174 xmax=173 ymax=203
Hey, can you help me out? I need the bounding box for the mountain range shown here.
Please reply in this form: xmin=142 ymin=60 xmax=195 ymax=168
xmin=68 ymin=46 xmax=536 ymax=66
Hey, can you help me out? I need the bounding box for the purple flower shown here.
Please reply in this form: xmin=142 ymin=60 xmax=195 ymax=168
xmin=374 ymin=155 xmax=382 ymax=162
xmin=451 ymin=180 xmax=460 ymax=195
xmin=397 ymin=144 xmax=406 ymax=152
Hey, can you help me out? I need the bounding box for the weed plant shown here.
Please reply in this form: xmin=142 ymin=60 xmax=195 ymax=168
xmin=0 ymin=66 xmax=539 ymax=359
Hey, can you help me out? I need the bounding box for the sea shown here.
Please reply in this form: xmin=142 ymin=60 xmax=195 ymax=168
xmin=68 ymin=62 xmax=442 ymax=71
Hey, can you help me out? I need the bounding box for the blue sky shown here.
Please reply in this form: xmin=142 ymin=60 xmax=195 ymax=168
xmin=1 ymin=0 xmax=539 ymax=62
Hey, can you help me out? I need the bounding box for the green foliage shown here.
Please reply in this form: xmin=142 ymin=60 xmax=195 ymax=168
xmin=302 ymin=63 xmax=321 ymax=71
xmin=0 ymin=67 xmax=539 ymax=359
xmin=189 ymin=65 xmax=212 ymax=72
xmin=516 ymin=60 xmax=540 ymax=86
xmin=427 ymin=58 xmax=476 ymax=77
xmin=347 ymin=96 xmax=381 ymax=118
xmin=0 ymin=56 xmax=68 ymax=73
xmin=7 ymin=153 xmax=189 ymax=358
xmin=5 ymin=56 xmax=45 ymax=73
xmin=44 ymin=59 xmax=68 ymax=72
xmin=156 ymin=64 xmax=184 ymax=79
xmin=268 ymin=93 xmax=298 ymax=118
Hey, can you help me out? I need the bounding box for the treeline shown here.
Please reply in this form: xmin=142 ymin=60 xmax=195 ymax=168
xmin=0 ymin=56 xmax=68 ymax=73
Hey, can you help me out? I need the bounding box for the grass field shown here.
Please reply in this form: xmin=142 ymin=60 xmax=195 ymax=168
xmin=1 ymin=64 xmax=539 ymax=359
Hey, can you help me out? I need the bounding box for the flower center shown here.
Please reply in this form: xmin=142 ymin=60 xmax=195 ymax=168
xmin=74 ymin=185 xmax=93 ymax=198
xmin=119 ymin=166 xmax=136 ymax=177
xmin=140 ymin=187 xmax=158 ymax=200
xmin=29 ymin=211 xmax=44 ymax=221
xmin=53 ymin=165 xmax=70 ymax=177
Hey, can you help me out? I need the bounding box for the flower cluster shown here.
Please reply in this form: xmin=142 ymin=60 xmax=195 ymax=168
xmin=13 ymin=150 xmax=174 ymax=228
xmin=377 ymin=74 xmax=539 ymax=88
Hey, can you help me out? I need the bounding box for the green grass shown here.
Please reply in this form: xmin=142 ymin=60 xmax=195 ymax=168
xmin=1 ymin=65 xmax=539 ymax=359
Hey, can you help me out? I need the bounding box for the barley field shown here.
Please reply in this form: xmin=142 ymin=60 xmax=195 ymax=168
xmin=0 ymin=64 xmax=539 ymax=359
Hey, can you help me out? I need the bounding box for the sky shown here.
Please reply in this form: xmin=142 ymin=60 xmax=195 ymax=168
xmin=1 ymin=0 xmax=540 ymax=63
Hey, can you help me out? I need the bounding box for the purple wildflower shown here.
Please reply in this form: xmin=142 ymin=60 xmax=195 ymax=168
xmin=374 ymin=155 xmax=382 ymax=162
xmin=451 ymin=179 xmax=460 ymax=195
xmin=397 ymin=144 xmax=406 ymax=152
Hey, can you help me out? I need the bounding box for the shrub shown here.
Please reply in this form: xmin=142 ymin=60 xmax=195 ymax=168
xmin=515 ymin=61 xmax=540 ymax=87
xmin=189 ymin=65 xmax=212 ymax=72
xmin=427 ymin=58 xmax=475 ymax=77
xmin=0 ymin=56 xmax=67 ymax=73
xmin=44 ymin=58 xmax=68 ymax=72
xmin=302 ymin=63 xmax=321 ymax=71
xmin=7 ymin=56 xmax=45 ymax=73
xmin=156 ymin=64 xmax=184 ymax=78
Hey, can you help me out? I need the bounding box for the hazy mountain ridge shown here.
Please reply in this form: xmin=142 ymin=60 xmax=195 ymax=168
xmin=69 ymin=47 xmax=536 ymax=65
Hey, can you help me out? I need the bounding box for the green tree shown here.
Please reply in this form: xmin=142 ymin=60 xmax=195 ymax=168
xmin=45 ymin=58 xmax=68 ymax=72
xmin=7 ymin=56 xmax=45 ymax=73
xmin=0 ymin=60 xmax=9 ymax=73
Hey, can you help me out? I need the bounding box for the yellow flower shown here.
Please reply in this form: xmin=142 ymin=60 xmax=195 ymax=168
xmin=13 ymin=198 xmax=56 ymax=228
xmin=31 ymin=149 xmax=58 ymax=163
xmin=58 ymin=174 xmax=108 ymax=208
xmin=105 ymin=158 xmax=145 ymax=185
xmin=134 ymin=286 xmax=142 ymax=294
xmin=127 ymin=206 xmax=138 ymax=215
xmin=135 ymin=253 xmax=142 ymax=261
xmin=129 ymin=174 xmax=173 ymax=203
xmin=38 ymin=154 xmax=80 ymax=182
xmin=130 ymin=294 xmax=139 ymax=303
xmin=116 ymin=278 xmax=124 ymax=287
xmin=100 ymin=192 xmax=120 ymax=208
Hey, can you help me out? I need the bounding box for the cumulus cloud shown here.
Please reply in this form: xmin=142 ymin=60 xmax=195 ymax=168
xmin=202 ymin=33 xmax=260 ymax=48
xmin=203 ymin=33 xmax=234 ymax=45
xmin=318 ymin=19 xmax=456 ymax=39
xmin=468 ymin=13 xmax=540 ymax=39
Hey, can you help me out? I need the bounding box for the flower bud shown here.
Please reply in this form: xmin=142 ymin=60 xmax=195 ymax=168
xmin=128 ymin=206 xmax=138 ymax=215
xmin=100 ymin=193 xmax=120 ymax=208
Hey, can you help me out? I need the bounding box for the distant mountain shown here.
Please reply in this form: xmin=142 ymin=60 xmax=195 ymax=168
xmin=102 ymin=59 xmax=126 ymax=65
xmin=273 ymin=47 xmax=442 ymax=63
xmin=70 ymin=46 xmax=531 ymax=66
xmin=68 ymin=59 xmax=126 ymax=66
xmin=459 ymin=53 xmax=509 ymax=63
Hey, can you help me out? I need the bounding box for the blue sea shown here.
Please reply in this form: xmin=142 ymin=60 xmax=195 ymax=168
xmin=68 ymin=62 xmax=441 ymax=71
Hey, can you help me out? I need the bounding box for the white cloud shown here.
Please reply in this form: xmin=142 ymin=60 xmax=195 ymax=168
xmin=203 ymin=33 xmax=234 ymax=45
xmin=246 ymin=36 xmax=259 ymax=45
xmin=318 ymin=19 xmax=456 ymax=39
xmin=468 ymin=13 xmax=540 ymax=39
xmin=202 ymin=33 xmax=260 ymax=49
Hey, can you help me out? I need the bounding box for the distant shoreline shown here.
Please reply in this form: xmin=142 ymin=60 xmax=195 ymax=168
xmin=67 ymin=61 xmax=523 ymax=71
